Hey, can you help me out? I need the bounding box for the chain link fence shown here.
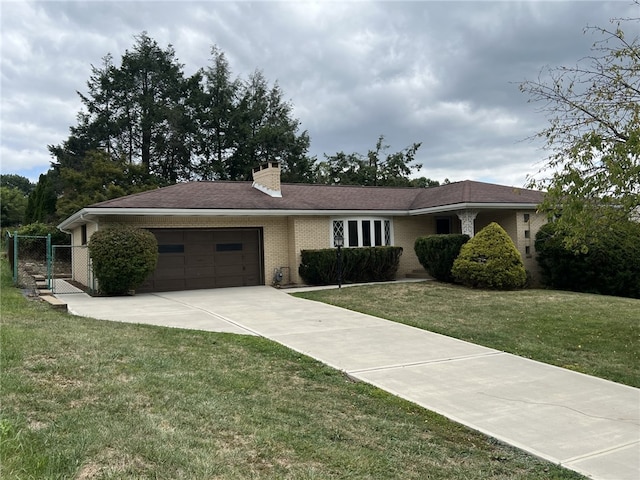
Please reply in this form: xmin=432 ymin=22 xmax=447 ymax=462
xmin=5 ymin=232 xmax=94 ymax=295
xmin=6 ymin=232 xmax=49 ymax=294
xmin=51 ymin=245 xmax=94 ymax=294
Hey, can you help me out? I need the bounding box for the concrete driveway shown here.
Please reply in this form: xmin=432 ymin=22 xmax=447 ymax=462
xmin=62 ymin=285 xmax=639 ymax=480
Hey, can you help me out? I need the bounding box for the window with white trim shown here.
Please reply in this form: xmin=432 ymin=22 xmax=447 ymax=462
xmin=332 ymin=218 xmax=392 ymax=247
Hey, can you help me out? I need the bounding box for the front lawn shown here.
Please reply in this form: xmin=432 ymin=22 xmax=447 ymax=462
xmin=294 ymin=282 xmax=640 ymax=388
xmin=0 ymin=260 xmax=584 ymax=479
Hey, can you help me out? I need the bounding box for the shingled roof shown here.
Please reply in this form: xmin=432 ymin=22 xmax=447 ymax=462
xmin=88 ymin=180 xmax=543 ymax=211
xmin=59 ymin=180 xmax=544 ymax=231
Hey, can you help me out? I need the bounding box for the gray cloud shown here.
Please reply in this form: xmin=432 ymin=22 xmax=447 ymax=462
xmin=2 ymin=0 xmax=637 ymax=187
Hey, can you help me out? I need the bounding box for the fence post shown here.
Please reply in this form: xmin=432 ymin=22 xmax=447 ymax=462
xmin=46 ymin=234 xmax=52 ymax=289
xmin=12 ymin=231 xmax=18 ymax=284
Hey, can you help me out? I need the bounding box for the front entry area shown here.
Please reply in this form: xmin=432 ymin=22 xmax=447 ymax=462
xmin=139 ymin=228 xmax=264 ymax=293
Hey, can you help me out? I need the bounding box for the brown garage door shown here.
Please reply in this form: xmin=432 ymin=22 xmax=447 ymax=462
xmin=139 ymin=228 xmax=263 ymax=293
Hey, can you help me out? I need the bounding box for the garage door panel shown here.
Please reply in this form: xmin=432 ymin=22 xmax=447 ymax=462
xmin=155 ymin=231 xmax=185 ymax=243
xmin=214 ymin=230 xmax=245 ymax=242
xmin=243 ymin=264 xmax=260 ymax=276
xmin=185 ymin=266 xmax=217 ymax=278
xmin=157 ymin=256 xmax=185 ymax=268
xmin=154 ymin=278 xmax=187 ymax=291
xmin=185 ymin=231 xmax=214 ymax=243
xmin=215 ymin=275 xmax=246 ymax=288
xmin=214 ymin=252 xmax=244 ymax=266
xmin=216 ymin=264 xmax=244 ymax=276
xmin=188 ymin=244 xmax=215 ymax=255
xmin=186 ymin=277 xmax=218 ymax=289
xmin=185 ymin=255 xmax=215 ymax=267
xmin=154 ymin=267 xmax=186 ymax=280
xmin=143 ymin=228 xmax=263 ymax=292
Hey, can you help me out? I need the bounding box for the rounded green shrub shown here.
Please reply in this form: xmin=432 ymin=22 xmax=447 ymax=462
xmin=414 ymin=234 xmax=469 ymax=282
xmin=88 ymin=225 xmax=158 ymax=295
xmin=451 ymin=222 xmax=526 ymax=289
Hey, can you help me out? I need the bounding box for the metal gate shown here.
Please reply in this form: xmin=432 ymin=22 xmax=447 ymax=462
xmin=5 ymin=232 xmax=93 ymax=294
xmin=51 ymin=245 xmax=94 ymax=294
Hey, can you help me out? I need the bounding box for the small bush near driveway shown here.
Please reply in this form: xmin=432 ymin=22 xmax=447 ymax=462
xmin=88 ymin=225 xmax=158 ymax=295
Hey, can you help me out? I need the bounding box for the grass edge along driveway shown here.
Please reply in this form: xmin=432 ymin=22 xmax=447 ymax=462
xmin=0 ymin=259 xmax=584 ymax=479
xmin=294 ymin=281 xmax=639 ymax=388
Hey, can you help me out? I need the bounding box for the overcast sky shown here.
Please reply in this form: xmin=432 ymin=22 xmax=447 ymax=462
xmin=2 ymin=0 xmax=639 ymax=187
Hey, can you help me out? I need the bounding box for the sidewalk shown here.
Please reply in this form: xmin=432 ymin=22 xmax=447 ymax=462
xmin=62 ymin=285 xmax=640 ymax=480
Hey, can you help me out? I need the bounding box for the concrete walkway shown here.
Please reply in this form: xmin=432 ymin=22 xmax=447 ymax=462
xmin=61 ymin=285 xmax=639 ymax=480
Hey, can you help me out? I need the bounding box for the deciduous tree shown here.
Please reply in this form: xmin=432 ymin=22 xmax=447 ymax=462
xmin=521 ymin=15 xmax=640 ymax=249
xmin=55 ymin=151 xmax=162 ymax=221
xmin=316 ymin=135 xmax=423 ymax=186
xmin=0 ymin=175 xmax=35 ymax=196
xmin=0 ymin=187 xmax=28 ymax=227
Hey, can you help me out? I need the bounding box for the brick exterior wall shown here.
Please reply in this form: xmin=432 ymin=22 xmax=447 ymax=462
xmin=72 ymin=209 xmax=547 ymax=289
xmin=69 ymin=222 xmax=98 ymax=287
xmin=515 ymin=211 xmax=546 ymax=285
xmin=394 ymin=216 xmax=435 ymax=276
xmin=287 ymin=216 xmax=330 ymax=284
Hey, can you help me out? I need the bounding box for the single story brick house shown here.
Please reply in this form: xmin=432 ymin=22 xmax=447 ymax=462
xmin=58 ymin=162 xmax=546 ymax=292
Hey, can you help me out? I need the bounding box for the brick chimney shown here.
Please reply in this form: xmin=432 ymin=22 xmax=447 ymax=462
xmin=252 ymin=162 xmax=282 ymax=198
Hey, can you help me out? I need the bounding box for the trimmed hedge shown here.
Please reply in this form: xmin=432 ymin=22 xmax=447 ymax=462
xmin=452 ymin=222 xmax=526 ymax=290
xmin=535 ymin=221 xmax=640 ymax=299
xmin=299 ymin=246 xmax=403 ymax=285
xmin=414 ymin=234 xmax=469 ymax=282
xmin=88 ymin=226 xmax=158 ymax=295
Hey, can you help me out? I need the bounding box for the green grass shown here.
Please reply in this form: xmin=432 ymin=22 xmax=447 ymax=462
xmin=295 ymin=282 xmax=640 ymax=388
xmin=0 ymin=260 xmax=584 ymax=479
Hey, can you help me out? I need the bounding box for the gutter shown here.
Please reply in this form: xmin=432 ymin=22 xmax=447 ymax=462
xmin=57 ymin=202 xmax=542 ymax=229
xmin=57 ymin=209 xmax=86 ymax=234
xmin=60 ymin=207 xmax=413 ymax=220
xmin=409 ymin=202 xmax=541 ymax=216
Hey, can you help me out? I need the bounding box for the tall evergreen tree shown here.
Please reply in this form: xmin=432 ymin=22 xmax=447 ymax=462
xmin=25 ymin=173 xmax=58 ymax=224
xmin=193 ymin=46 xmax=240 ymax=180
xmin=45 ymin=33 xmax=315 ymax=214
xmin=231 ymin=71 xmax=312 ymax=181
xmin=75 ymin=54 xmax=120 ymax=157
xmin=117 ymin=32 xmax=194 ymax=178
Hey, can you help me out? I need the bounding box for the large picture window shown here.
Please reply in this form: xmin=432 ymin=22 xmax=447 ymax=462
xmin=332 ymin=218 xmax=392 ymax=247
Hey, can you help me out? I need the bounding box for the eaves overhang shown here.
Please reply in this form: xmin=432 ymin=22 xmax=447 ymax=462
xmin=58 ymin=207 xmax=412 ymax=231
xmin=58 ymin=202 xmax=542 ymax=232
xmin=409 ymin=202 xmax=541 ymax=216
